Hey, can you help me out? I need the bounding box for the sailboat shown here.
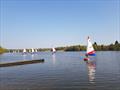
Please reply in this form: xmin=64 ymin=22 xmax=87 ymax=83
xmin=31 ymin=48 xmax=35 ymax=54
xmin=87 ymin=37 xmax=96 ymax=56
xmin=23 ymin=49 xmax=27 ymax=55
xmin=52 ymin=47 xmax=56 ymax=54
xmin=84 ymin=37 xmax=96 ymax=61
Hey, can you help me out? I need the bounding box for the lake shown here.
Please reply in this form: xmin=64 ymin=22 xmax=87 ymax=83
xmin=0 ymin=51 xmax=120 ymax=90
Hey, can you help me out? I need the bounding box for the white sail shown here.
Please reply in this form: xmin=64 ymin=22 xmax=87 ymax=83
xmin=86 ymin=37 xmax=95 ymax=56
xmin=31 ymin=48 xmax=34 ymax=53
xmin=52 ymin=48 xmax=56 ymax=52
xmin=23 ymin=49 xmax=27 ymax=55
xmin=23 ymin=49 xmax=26 ymax=53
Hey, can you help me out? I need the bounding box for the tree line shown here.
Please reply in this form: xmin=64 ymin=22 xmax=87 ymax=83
xmin=0 ymin=40 xmax=120 ymax=54
xmin=56 ymin=40 xmax=120 ymax=51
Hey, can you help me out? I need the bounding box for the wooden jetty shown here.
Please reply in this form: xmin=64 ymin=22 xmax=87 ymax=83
xmin=0 ymin=59 xmax=44 ymax=67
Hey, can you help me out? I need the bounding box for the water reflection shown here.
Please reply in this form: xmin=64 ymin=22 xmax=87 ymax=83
xmin=31 ymin=54 xmax=35 ymax=60
xmin=23 ymin=54 xmax=27 ymax=60
xmin=52 ymin=54 xmax=56 ymax=64
xmin=85 ymin=60 xmax=96 ymax=83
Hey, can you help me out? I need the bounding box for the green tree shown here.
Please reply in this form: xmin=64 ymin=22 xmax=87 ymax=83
xmin=115 ymin=40 xmax=119 ymax=45
xmin=93 ymin=42 xmax=98 ymax=50
xmin=114 ymin=41 xmax=120 ymax=51
xmin=109 ymin=44 xmax=114 ymax=50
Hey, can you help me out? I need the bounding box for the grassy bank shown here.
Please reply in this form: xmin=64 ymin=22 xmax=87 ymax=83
xmin=0 ymin=46 xmax=7 ymax=54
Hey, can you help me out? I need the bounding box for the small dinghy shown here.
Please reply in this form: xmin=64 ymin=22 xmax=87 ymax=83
xmin=84 ymin=37 xmax=96 ymax=61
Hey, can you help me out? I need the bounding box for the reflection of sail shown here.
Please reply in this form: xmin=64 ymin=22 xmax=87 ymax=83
xmin=52 ymin=54 xmax=56 ymax=64
xmin=23 ymin=54 xmax=27 ymax=60
xmin=31 ymin=54 xmax=35 ymax=60
xmin=86 ymin=60 xmax=96 ymax=83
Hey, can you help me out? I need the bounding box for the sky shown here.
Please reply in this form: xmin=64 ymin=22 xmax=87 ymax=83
xmin=0 ymin=0 xmax=119 ymax=49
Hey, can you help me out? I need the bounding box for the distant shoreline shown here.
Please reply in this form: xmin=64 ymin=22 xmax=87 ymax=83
xmin=0 ymin=41 xmax=119 ymax=53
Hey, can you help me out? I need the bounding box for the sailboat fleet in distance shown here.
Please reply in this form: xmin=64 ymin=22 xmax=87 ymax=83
xmin=21 ymin=36 xmax=95 ymax=61
xmin=22 ymin=47 xmax=57 ymax=55
xmin=22 ymin=48 xmax=38 ymax=55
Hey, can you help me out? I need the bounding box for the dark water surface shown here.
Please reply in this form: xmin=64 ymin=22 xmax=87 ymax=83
xmin=0 ymin=51 xmax=120 ymax=90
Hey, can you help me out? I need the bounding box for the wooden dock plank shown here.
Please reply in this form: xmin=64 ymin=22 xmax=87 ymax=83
xmin=0 ymin=59 xmax=44 ymax=67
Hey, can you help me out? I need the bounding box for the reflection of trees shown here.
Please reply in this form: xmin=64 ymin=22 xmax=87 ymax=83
xmin=86 ymin=60 xmax=96 ymax=83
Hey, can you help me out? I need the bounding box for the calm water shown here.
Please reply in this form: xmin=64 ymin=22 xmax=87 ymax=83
xmin=0 ymin=51 xmax=120 ymax=90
